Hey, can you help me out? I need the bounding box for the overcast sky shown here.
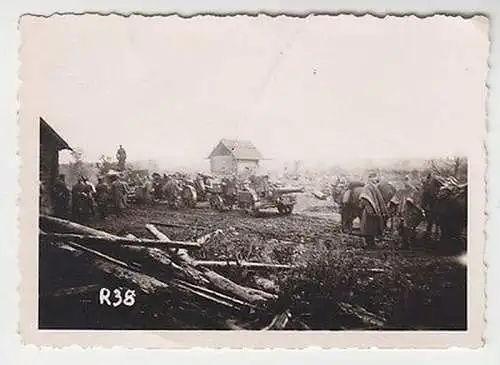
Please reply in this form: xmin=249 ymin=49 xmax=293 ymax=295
xmin=20 ymin=15 xmax=489 ymax=168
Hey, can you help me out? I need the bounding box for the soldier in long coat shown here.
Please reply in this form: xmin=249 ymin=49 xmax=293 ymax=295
xmin=110 ymin=175 xmax=126 ymax=216
xmin=146 ymin=177 xmax=154 ymax=205
xmin=94 ymin=177 xmax=111 ymax=219
xmin=116 ymin=145 xmax=127 ymax=171
xmin=388 ymin=176 xmax=424 ymax=245
xmin=164 ymin=176 xmax=182 ymax=208
xmin=52 ymin=174 xmax=70 ymax=218
xmin=71 ymin=178 xmax=87 ymax=222
xmin=359 ymin=172 xmax=388 ymax=247
xmin=396 ymin=177 xmax=420 ymax=220
xmin=81 ymin=177 xmax=97 ymax=217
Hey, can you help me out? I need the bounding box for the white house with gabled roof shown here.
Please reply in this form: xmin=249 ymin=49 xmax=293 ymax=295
xmin=207 ymin=139 xmax=263 ymax=177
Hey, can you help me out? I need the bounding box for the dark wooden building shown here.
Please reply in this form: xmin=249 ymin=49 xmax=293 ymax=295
xmin=39 ymin=117 xmax=72 ymax=215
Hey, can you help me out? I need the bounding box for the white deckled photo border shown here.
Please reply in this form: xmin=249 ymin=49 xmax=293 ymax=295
xmin=4 ymin=4 xmax=496 ymax=358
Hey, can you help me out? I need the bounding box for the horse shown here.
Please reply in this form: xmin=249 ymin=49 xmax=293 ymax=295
xmin=421 ymin=175 xmax=468 ymax=246
xmin=434 ymin=183 xmax=468 ymax=243
xmin=421 ymin=176 xmax=443 ymax=237
xmin=331 ymin=181 xmax=364 ymax=233
xmin=334 ymin=180 xmax=396 ymax=234
xmin=391 ymin=196 xmax=427 ymax=248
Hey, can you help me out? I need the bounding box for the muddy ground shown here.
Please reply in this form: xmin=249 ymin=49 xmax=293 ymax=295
xmin=47 ymin=198 xmax=466 ymax=331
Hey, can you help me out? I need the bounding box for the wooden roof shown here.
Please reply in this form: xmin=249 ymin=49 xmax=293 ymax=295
xmin=208 ymin=139 xmax=263 ymax=160
xmin=40 ymin=117 xmax=72 ymax=151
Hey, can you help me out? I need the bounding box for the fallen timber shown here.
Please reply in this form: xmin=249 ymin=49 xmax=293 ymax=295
xmin=145 ymin=223 xmax=191 ymax=262
xmin=143 ymin=223 xmax=277 ymax=303
xmin=43 ymin=237 xmax=171 ymax=295
xmin=40 ymin=215 xmax=280 ymax=323
xmin=149 ymin=221 xmax=192 ymax=229
xmin=40 ymin=232 xmax=202 ymax=250
xmin=43 ymin=236 xmax=249 ymax=311
xmin=338 ymin=302 xmax=386 ymax=329
xmin=39 ymin=216 xmax=394 ymax=330
xmin=49 ymin=284 xmax=101 ymax=298
xmin=193 ymin=260 xmax=295 ymax=270
xmin=146 ymin=223 xmax=222 ymax=249
xmin=144 ymin=223 xmax=291 ymax=270
xmin=122 ymin=233 xmax=251 ymax=311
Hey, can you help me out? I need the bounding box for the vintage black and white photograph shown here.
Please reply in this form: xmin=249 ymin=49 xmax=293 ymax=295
xmin=19 ymin=14 xmax=487 ymax=347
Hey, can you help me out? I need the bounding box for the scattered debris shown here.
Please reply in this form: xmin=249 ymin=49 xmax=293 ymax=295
xmin=40 ymin=214 xmax=288 ymax=330
xmin=312 ymin=191 xmax=328 ymax=200
xmin=338 ymin=302 xmax=386 ymax=329
xmin=39 ymin=202 xmax=467 ymax=331
xmin=193 ymin=260 xmax=294 ymax=270
xmin=40 ymin=231 xmax=201 ymax=250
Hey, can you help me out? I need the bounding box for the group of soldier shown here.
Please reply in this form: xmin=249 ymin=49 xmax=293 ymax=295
xmin=149 ymin=173 xmax=188 ymax=205
xmin=51 ymin=173 xmax=130 ymax=222
xmin=335 ymin=171 xmax=423 ymax=248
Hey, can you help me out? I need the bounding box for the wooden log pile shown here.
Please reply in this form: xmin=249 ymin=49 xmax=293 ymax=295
xmin=39 ymin=215 xmax=389 ymax=330
xmin=39 ymin=215 xmax=289 ymax=329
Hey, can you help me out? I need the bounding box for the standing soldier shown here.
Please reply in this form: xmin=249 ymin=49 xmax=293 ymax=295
xmin=399 ymin=175 xmax=423 ymax=247
xmin=151 ymin=173 xmax=163 ymax=201
xmin=116 ymin=145 xmax=127 ymax=171
xmin=81 ymin=177 xmax=97 ymax=217
xmin=164 ymin=175 xmax=181 ymax=209
xmin=52 ymin=174 xmax=70 ymax=218
xmin=118 ymin=175 xmax=130 ymax=212
xmin=95 ymin=177 xmax=110 ymax=219
xmin=71 ymin=177 xmax=87 ymax=222
xmin=194 ymin=173 xmax=206 ymax=201
xmin=110 ymin=175 xmax=126 ymax=216
xmin=359 ymin=172 xmax=388 ymax=248
xmin=143 ymin=176 xmax=153 ymax=205
xmin=119 ymin=173 xmax=131 ymax=208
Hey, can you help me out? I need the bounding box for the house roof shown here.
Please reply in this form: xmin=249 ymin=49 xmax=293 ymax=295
xmin=208 ymin=139 xmax=263 ymax=160
xmin=40 ymin=117 xmax=72 ymax=151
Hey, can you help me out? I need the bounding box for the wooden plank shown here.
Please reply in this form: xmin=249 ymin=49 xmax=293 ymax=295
xmin=40 ymin=232 xmax=201 ymax=250
xmin=261 ymin=310 xmax=292 ymax=330
xmin=338 ymin=302 xmax=386 ymax=329
xmin=46 ymin=284 xmax=101 ymax=298
xmin=195 ymin=229 xmax=224 ymax=245
xmin=42 ymin=239 xmax=171 ymax=295
xmin=40 ymin=215 xmax=277 ymax=308
xmin=145 ymin=224 xmax=172 ymax=242
xmin=171 ymin=279 xmax=256 ymax=310
xmin=145 ymin=224 xmax=192 ymax=262
xmin=65 ymin=240 xmax=135 ymax=269
xmin=171 ymin=281 xmax=239 ymax=310
xmin=149 ymin=221 xmax=190 ymax=229
xmin=194 ymin=260 xmax=294 ymax=270
xmin=202 ymin=270 xmax=278 ymax=304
